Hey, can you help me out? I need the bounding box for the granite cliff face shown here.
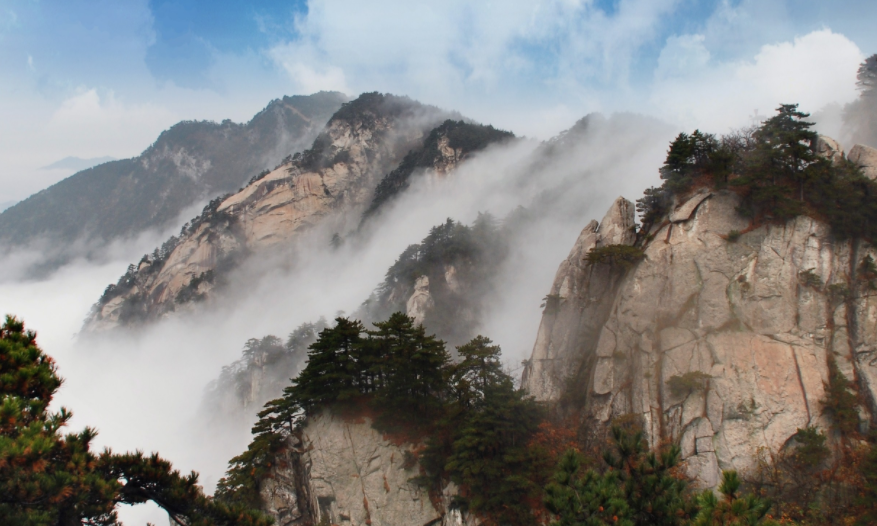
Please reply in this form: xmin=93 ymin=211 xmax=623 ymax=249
xmin=85 ymin=94 xmax=453 ymax=331
xmin=261 ymin=412 xmax=475 ymax=526
xmin=522 ymin=141 xmax=877 ymax=488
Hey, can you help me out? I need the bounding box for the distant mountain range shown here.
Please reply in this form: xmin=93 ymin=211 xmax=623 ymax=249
xmin=41 ymin=156 xmax=117 ymax=172
xmin=0 ymin=91 xmax=347 ymax=255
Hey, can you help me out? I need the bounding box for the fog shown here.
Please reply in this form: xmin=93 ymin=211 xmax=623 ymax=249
xmin=0 ymin=109 xmax=746 ymax=524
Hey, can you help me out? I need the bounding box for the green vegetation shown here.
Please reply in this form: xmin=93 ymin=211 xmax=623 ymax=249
xmin=798 ymin=268 xmax=823 ymax=289
xmin=726 ymin=229 xmax=742 ymax=242
xmin=219 ymin=314 xmax=548 ymax=525
xmin=822 ymin=359 xmax=860 ymax=435
xmin=365 ymin=214 xmax=511 ymax=344
xmin=546 ymin=427 xmax=696 ymax=526
xmin=176 ymin=270 xmax=215 ymax=304
xmin=694 ymin=471 xmax=775 ymax=526
xmin=667 ymin=371 xmax=712 ymax=398
xmin=0 ymin=315 xmax=270 ymax=525
xmin=637 ymin=103 xmax=877 ymax=242
xmin=790 ymin=426 xmax=830 ymax=469
xmin=363 ymin=119 xmax=514 ymax=220
xmin=541 ymin=294 xmax=563 ymax=315
xmin=584 ymin=245 xmax=646 ymax=269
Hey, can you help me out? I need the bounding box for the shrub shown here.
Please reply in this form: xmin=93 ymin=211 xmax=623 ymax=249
xmin=667 ymin=371 xmax=712 ymax=398
xmin=791 ymin=426 xmax=829 ymax=469
xmin=798 ymin=268 xmax=823 ymax=289
xmin=540 ymin=294 xmax=562 ymax=315
xmin=726 ymin=229 xmax=742 ymax=242
xmin=584 ymin=245 xmax=646 ymax=270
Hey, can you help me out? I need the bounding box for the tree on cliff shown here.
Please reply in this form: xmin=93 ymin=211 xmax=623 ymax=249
xmin=0 ymin=315 xmax=271 ymax=526
xmin=368 ymin=312 xmax=450 ymax=420
xmin=545 ymin=427 xmax=693 ymax=526
xmin=693 ymin=471 xmax=775 ymax=526
xmin=857 ymin=54 xmax=877 ymax=95
xmin=289 ymin=317 xmax=365 ymax=410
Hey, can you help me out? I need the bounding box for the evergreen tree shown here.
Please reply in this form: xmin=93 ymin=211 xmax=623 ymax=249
xmin=545 ymin=427 xmax=692 ymax=526
xmin=289 ymin=317 xmax=365 ymax=411
xmin=857 ymin=54 xmax=877 ymax=95
xmin=0 ymin=315 xmax=270 ymax=526
xmin=859 ymin=437 xmax=877 ymax=525
xmin=369 ymin=312 xmax=450 ymax=420
xmin=449 ymin=335 xmax=506 ymax=409
xmin=693 ymin=471 xmax=775 ymax=526
xmin=444 ymin=370 xmax=546 ymax=525
xmin=734 ymin=104 xmax=818 ymax=219
xmin=545 ymin=450 xmax=632 ymax=526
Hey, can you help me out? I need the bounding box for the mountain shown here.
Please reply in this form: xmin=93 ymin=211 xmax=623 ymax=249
xmin=210 ymin=120 xmax=877 ymax=525
xmin=0 ymin=91 xmax=347 ymax=254
xmin=522 ymin=138 xmax=877 ymax=488
xmin=83 ymin=93 xmax=522 ymax=331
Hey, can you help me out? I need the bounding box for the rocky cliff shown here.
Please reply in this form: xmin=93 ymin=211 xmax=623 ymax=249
xmin=261 ymin=411 xmax=474 ymax=526
xmin=522 ymin=140 xmax=877 ymax=488
xmin=85 ymin=93 xmax=454 ymax=330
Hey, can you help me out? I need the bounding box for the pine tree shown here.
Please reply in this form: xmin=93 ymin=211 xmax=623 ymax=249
xmin=289 ymin=317 xmax=365 ymax=411
xmin=0 ymin=315 xmax=270 ymax=526
xmin=369 ymin=312 xmax=449 ymax=420
xmin=545 ymin=450 xmax=632 ymax=526
xmin=693 ymin=471 xmax=776 ymax=526
xmin=545 ymin=427 xmax=693 ymax=526
xmin=449 ymin=335 xmax=506 ymax=409
xmin=444 ymin=373 xmax=546 ymax=525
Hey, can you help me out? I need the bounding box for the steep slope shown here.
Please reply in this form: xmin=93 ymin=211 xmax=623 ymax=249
xmin=0 ymin=92 xmax=346 ymax=251
xmin=260 ymin=412 xmax=471 ymax=526
xmin=85 ymin=93 xmax=454 ymax=331
xmin=523 ymin=151 xmax=877 ymax=487
xmin=361 ymin=119 xmax=514 ymax=221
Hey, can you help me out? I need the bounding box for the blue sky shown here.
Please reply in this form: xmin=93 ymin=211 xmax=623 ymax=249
xmin=1 ymin=0 xmax=876 ymax=201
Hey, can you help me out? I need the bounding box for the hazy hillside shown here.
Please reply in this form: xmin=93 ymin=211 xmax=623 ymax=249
xmin=0 ymin=92 xmax=347 ymax=252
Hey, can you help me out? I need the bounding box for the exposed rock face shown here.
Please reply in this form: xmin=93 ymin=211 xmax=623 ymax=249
xmin=85 ymin=94 xmax=451 ymax=331
xmin=523 ymin=190 xmax=877 ymax=488
xmin=849 ymin=144 xmax=877 ymax=180
xmin=262 ymin=411 xmax=474 ymax=526
xmin=522 ymin=196 xmax=636 ymax=401
xmin=406 ymin=276 xmax=434 ymax=326
xmin=815 ymin=135 xmax=845 ymax=165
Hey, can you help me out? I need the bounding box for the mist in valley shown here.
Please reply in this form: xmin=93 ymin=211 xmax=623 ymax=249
xmin=2 ymin=5 xmax=876 ymax=523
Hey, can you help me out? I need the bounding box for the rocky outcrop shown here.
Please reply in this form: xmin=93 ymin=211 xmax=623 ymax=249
xmin=406 ymin=276 xmax=434 ymax=326
xmin=849 ymin=144 xmax=877 ymax=180
xmin=523 ymin=189 xmax=877 ymax=488
xmin=85 ymin=94 xmax=451 ymax=331
xmin=521 ymin=196 xmax=636 ymax=401
xmin=262 ymin=411 xmax=475 ymax=526
xmin=815 ymin=135 xmax=845 ymax=165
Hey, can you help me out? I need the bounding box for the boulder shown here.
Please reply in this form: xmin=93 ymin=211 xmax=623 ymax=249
xmin=815 ymin=135 xmax=845 ymax=165
xmin=849 ymin=144 xmax=877 ymax=180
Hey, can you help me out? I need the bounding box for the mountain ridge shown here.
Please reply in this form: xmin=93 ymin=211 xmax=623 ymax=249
xmin=0 ymin=91 xmax=347 ymax=258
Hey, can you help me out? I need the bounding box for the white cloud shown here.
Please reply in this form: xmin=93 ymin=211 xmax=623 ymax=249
xmin=655 ymin=34 xmax=710 ymax=80
xmin=265 ymin=0 xmax=680 ymax=136
xmin=47 ymin=88 xmax=177 ymax=158
xmin=650 ymin=29 xmax=864 ymax=133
